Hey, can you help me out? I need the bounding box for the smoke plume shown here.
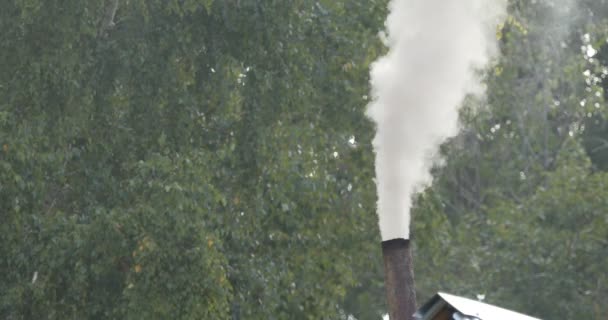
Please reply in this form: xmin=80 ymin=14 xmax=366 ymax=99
xmin=368 ymin=0 xmax=507 ymax=241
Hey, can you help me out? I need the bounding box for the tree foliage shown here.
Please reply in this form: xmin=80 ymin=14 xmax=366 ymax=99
xmin=1 ymin=0 xmax=388 ymax=318
xmin=1 ymin=0 xmax=607 ymax=319
xmin=413 ymin=1 xmax=608 ymax=319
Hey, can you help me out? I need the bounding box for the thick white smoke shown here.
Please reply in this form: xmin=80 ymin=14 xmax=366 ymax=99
xmin=368 ymin=0 xmax=507 ymax=241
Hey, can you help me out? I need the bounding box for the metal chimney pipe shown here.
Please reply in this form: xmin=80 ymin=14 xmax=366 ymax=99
xmin=382 ymin=239 xmax=416 ymax=320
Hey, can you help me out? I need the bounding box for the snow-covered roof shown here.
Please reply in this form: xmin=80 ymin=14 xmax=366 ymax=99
xmin=414 ymin=292 xmax=542 ymax=320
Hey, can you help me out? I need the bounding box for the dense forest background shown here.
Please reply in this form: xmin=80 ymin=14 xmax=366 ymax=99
xmin=1 ymin=0 xmax=607 ymax=319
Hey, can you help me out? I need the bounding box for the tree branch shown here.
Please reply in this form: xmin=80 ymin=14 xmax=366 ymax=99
xmin=99 ymin=0 xmax=119 ymax=37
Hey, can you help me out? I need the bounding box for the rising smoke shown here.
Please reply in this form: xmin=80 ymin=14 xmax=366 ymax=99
xmin=368 ymin=0 xmax=507 ymax=241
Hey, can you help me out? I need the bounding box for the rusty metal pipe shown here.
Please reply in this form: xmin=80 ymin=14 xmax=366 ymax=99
xmin=382 ymin=239 xmax=416 ymax=320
